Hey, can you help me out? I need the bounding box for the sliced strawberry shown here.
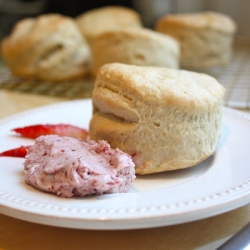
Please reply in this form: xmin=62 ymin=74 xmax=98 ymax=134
xmin=12 ymin=124 xmax=89 ymax=140
xmin=0 ymin=145 xmax=31 ymax=158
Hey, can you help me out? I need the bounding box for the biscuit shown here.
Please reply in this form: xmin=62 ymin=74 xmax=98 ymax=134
xmin=89 ymin=63 xmax=225 ymax=174
xmin=90 ymin=27 xmax=180 ymax=76
xmin=1 ymin=14 xmax=91 ymax=81
xmin=76 ymin=5 xmax=142 ymax=45
xmin=155 ymin=11 xmax=237 ymax=68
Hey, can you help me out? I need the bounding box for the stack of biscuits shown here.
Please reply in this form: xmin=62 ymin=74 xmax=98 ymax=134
xmin=1 ymin=6 xmax=237 ymax=80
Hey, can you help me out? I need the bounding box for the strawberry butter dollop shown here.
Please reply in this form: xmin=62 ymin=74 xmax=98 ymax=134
xmin=24 ymin=135 xmax=135 ymax=198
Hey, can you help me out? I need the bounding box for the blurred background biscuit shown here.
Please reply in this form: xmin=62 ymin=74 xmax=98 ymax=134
xmin=1 ymin=14 xmax=91 ymax=81
xmin=155 ymin=11 xmax=237 ymax=69
xmin=76 ymin=5 xmax=142 ymax=45
xmin=90 ymin=27 xmax=180 ymax=76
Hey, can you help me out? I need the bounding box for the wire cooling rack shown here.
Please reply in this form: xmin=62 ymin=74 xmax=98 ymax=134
xmin=0 ymin=68 xmax=95 ymax=99
xmin=0 ymin=41 xmax=250 ymax=107
xmin=201 ymin=41 xmax=250 ymax=109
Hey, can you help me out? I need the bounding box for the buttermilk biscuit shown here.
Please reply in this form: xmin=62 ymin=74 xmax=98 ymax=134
xmin=76 ymin=5 xmax=142 ymax=45
xmin=90 ymin=27 xmax=180 ymax=76
xmin=155 ymin=11 xmax=237 ymax=69
xmin=89 ymin=63 xmax=225 ymax=175
xmin=1 ymin=14 xmax=91 ymax=81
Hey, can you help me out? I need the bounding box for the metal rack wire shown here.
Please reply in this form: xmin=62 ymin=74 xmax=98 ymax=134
xmin=0 ymin=68 xmax=95 ymax=99
xmin=202 ymin=41 xmax=250 ymax=109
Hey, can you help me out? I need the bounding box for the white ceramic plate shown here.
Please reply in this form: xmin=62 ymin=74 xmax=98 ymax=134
xmin=1 ymin=99 xmax=250 ymax=230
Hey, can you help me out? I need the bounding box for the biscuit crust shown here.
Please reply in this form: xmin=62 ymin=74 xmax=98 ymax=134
xmin=90 ymin=63 xmax=225 ymax=174
xmin=1 ymin=14 xmax=91 ymax=81
xmin=155 ymin=11 xmax=237 ymax=68
xmin=76 ymin=6 xmax=142 ymax=44
xmin=90 ymin=27 xmax=180 ymax=76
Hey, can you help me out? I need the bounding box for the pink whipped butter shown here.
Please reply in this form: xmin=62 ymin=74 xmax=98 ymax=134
xmin=24 ymin=135 xmax=135 ymax=198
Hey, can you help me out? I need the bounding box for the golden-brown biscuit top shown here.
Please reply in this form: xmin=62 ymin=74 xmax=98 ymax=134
xmin=1 ymin=14 xmax=81 ymax=60
xmin=1 ymin=13 xmax=91 ymax=81
xmin=93 ymin=27 xmax=179 ymax=54
xmin=156 ymin=11 xmax=236 ymax=33
xmin=94 ymin=63 xmax=225 ymax=116
xmin=76 ymin=5 xmax=142 ymax=42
